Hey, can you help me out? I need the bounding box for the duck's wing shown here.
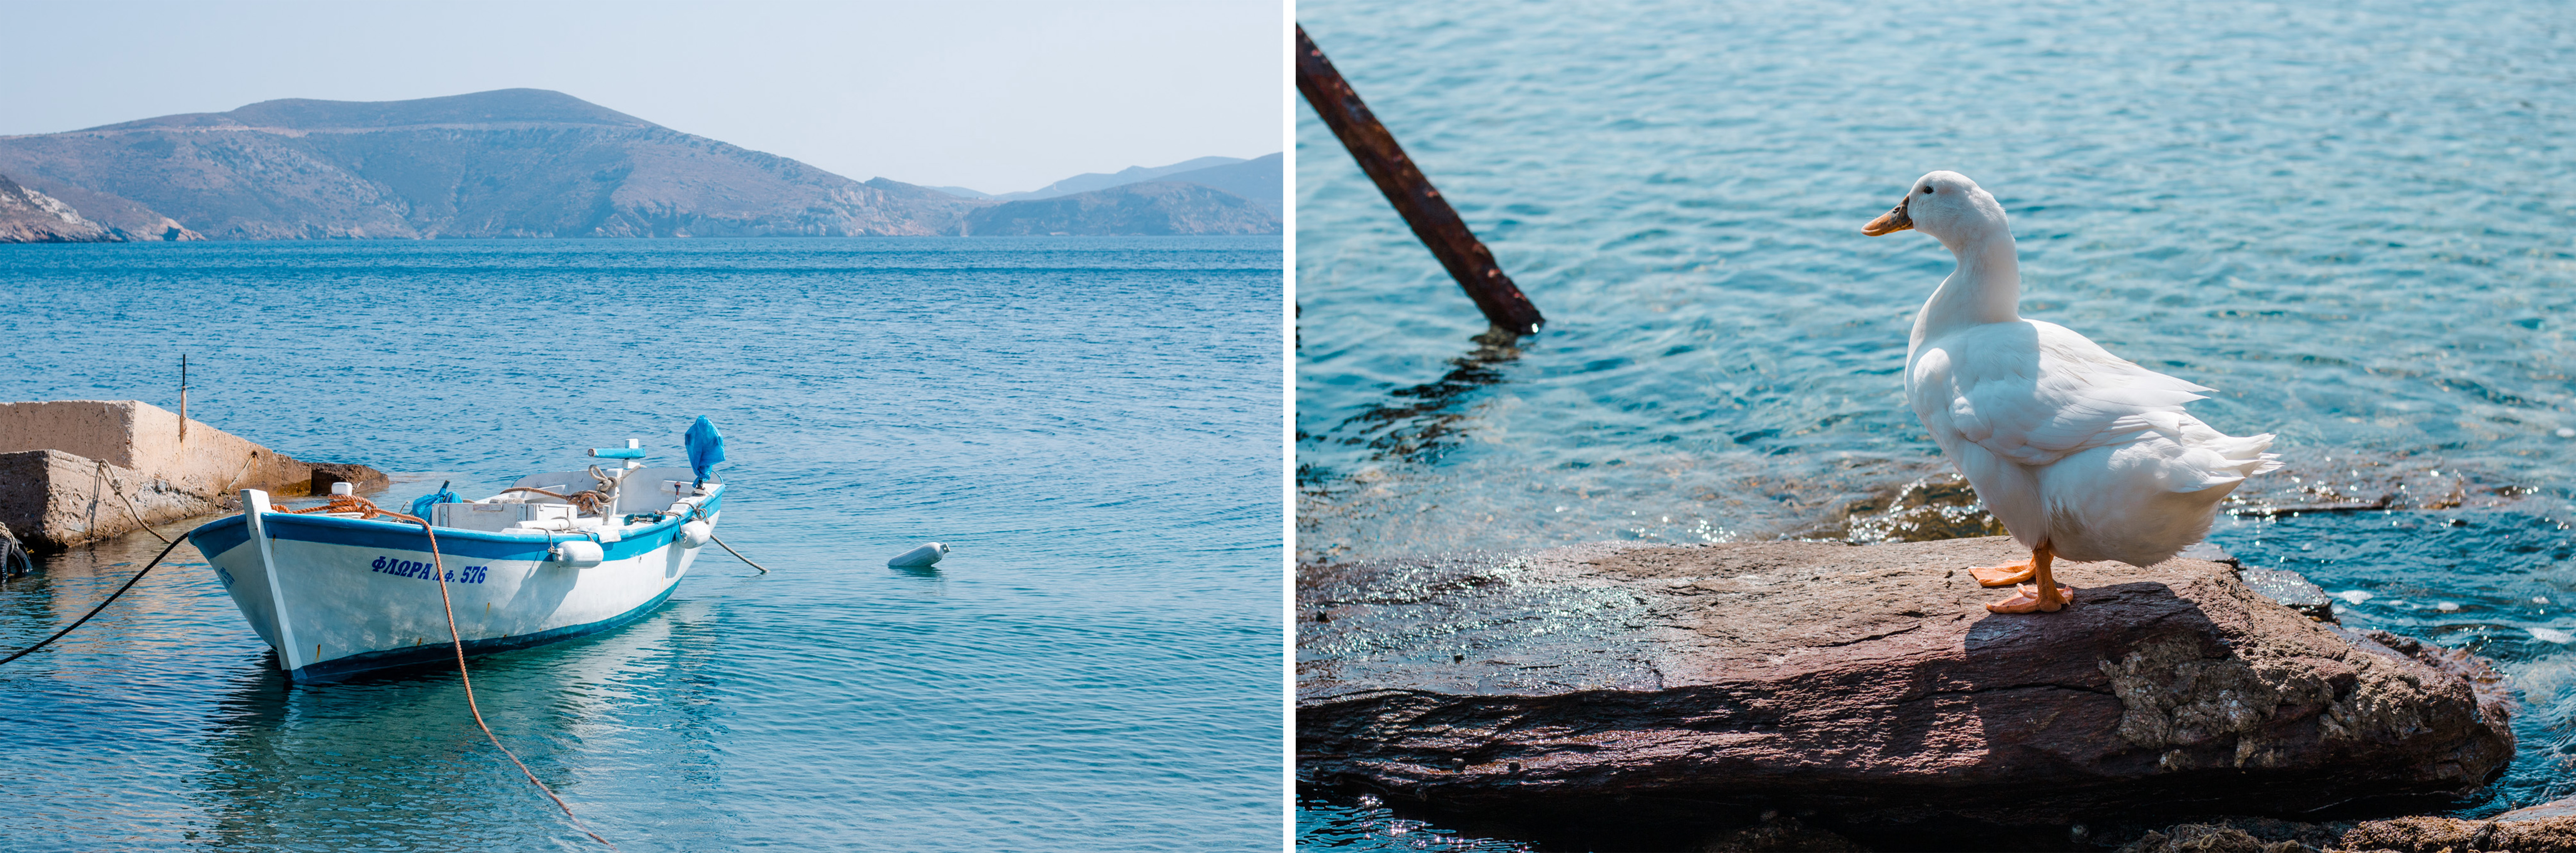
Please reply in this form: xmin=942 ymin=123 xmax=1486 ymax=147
xmin=1910 ymin=320 xmax=2212 ymax=468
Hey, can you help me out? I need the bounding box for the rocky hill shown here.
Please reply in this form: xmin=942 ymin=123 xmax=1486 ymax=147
xmin=0 ymin=172 xmax=120 ymax=243
xmin=964 ymin=181 xmax=1280 ymax=236
xmin=1154 ymin=154 xmax=1282 ymax=217
xmin=994 ymin=155 xmax=1247 ymax=201
xmin=0 ymin=89 xmax=1281 ymax=240
xmin=0 ymin=89 xmax=986 ymax=239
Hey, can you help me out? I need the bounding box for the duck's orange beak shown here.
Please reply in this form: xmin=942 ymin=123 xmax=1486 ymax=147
xmin=1862 ymin=195 xmax=1914 ymax=236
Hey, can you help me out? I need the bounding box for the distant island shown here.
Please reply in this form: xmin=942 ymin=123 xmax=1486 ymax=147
xmin=0 ymin=88 xmax=1279 ymax=242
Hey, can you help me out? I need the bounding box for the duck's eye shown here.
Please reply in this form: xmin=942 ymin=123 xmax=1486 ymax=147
xmin=1921 ymin=186 xmax=1933 ymax=193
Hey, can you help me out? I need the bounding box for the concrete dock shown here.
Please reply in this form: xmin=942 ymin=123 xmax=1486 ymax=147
xmin=0 ymin=400 xmax=385 ymax=550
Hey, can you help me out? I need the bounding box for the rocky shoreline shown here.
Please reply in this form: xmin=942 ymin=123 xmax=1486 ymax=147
xmin=1298 ymin=537 xmax=2538 ymax=850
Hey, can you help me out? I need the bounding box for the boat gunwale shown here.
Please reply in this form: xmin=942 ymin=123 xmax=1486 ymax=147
xmin=185 ymin=486 xmax=725 ymax=550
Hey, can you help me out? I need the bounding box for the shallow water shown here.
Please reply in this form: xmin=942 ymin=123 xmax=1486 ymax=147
xmin=1296 ymin=0 xmax=2576 ymax=846
xmin=0 ymin=236 xmax=1281 ymax=851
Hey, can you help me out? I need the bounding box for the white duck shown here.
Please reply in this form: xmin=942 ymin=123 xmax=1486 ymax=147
xmin=1863 ymin=171 xmax=2280 ymax=614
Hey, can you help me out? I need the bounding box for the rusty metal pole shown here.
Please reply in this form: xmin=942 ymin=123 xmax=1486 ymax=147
xmin=1296 ymin=25 xmax=1544 ymax=335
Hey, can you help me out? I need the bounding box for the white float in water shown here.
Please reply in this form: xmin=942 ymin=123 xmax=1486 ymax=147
xmin=2531 ymin=627 xmax=2574 ymax=645
xmin=888 ymin=543 xmax=949 ymax=568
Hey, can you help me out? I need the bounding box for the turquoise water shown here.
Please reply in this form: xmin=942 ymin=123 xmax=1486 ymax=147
xmin=0 ymin=237 xmax=1282 ymax=851
xmin=1297 ymin=0 xmax=2575 ymax=847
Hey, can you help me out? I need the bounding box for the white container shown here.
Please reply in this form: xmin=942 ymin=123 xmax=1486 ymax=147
xmin=434 ymin=502 xmax=578 ymax=533
xmin=887 ymin=543 xmax=949 ymax=568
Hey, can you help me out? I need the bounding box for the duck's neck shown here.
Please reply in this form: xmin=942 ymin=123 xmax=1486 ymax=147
xmin=1910 ymin=225 xmax=2022 ymax=352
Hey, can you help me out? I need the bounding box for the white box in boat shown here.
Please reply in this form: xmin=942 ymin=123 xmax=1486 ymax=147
xmin=432 ymin=501 xmax=579 ymax=533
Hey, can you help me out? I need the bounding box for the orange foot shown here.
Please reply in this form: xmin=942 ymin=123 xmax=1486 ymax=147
xmin=1968 ymin=561 xmax=2035 ymax=588
xmin=1986 ymin=583 xmax=2076 ymax=614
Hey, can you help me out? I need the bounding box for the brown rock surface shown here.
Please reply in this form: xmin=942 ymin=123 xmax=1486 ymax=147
xmin=1298 ymin=538 xmax=2514 ymax=826
xmin=2335 ymin=814 xmax=2576 ymax=852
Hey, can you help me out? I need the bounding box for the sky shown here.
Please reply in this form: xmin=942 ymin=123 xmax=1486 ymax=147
xmin=0 ymin=1 xmax=1284 ymax=195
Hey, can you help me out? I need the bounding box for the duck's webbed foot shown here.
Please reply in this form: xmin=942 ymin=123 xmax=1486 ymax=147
xmin=1982 ymin=543 xmax=2072 ymax=613
xmin=1967 ymin=560 xmax=2035 ymax=588
xmin=1985 ymin=583 xmax=2075 ymax=613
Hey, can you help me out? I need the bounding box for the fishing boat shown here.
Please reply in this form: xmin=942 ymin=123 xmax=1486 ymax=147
xmin=186 ymin=419 xmax=729 ymax=683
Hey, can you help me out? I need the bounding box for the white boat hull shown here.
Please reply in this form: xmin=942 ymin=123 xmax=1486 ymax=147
xmin=187 ymin=486 xmax=723 ymax=682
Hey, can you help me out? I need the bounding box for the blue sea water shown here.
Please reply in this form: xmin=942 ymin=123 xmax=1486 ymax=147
xmin=0 ymin=237 xmax=1282 ymax=851
xmin=1296 ymin=0 xmax=2575 ymax=848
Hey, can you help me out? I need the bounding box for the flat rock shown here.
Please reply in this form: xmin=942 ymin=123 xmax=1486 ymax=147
xmin=1298 ymin=537 xmax=2513 ymax=826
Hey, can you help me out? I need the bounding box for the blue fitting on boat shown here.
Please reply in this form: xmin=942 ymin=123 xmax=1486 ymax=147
xmin=407 ymin=481 xmax=457 ymax=520
xmin=685 ymin=416 xmax=725 ymax=486
xmin=589 ymin=447 xmax=646 ymax=459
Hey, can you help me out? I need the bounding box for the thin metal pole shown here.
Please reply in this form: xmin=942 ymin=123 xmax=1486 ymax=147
xmin=179 ymin=353 xmax=189 ymax=443
xmin=1296 ymin=25 xmax=1544 ymax=335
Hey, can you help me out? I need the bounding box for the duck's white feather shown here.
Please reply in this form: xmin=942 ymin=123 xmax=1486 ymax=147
xmin=1885 ymin=171 xmax=2279 ymax=567
xmin=1912 ymin=320 xmax=2209 ymax=467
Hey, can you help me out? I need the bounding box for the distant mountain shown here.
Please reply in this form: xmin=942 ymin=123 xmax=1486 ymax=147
xmin=0 ymin=89 xmax=1277 ymax=240
xmin=0 ymin=89 xmax=983 ymax=239
xmin=0 ymin=172 xmax=119 ymax=243
xmin=997 ymin=156 xmax=1247 ymax=201
xmin=965 ymin=181 xmax=1279 ymax=236
xmin=1153 ymin=154 xmax=1281 ymax=217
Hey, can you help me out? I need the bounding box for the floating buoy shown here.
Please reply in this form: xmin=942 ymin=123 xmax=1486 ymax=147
xmin=887 ymin=543 xmax=949 ymax=568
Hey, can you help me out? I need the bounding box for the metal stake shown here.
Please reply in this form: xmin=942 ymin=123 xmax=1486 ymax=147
xmin=1296 ymin=25 xmax=1545 ymax=335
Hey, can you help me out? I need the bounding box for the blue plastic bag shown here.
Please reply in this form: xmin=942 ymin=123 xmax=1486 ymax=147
xmin=407 ymin=481 xmax=457 ymax=521
xmin=686 ymin=417 xmax=725 ymax=486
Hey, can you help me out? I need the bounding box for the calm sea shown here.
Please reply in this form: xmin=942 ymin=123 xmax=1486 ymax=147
xmin=1296 ymin=0 xmax=2576 ymax=848
xmin=0 ymin=237 xmax=1282 ymax=851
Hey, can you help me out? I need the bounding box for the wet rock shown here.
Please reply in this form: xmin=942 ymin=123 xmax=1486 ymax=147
xmin=2499 ymin=796 xmax=2576 ymax=822
xmin=1810 ymin=473 xmax=2011 ymax=544
xmin=2238 ymin=567 xmax=2335 ymax=622
xmin=2117 ymin=823 xmax=2313 ymax=853
xmin=1692 ymin=815 xmax=1868 ymax=852
xmin=2179 ymin=541 xmax=2240 ymax=566
xmin=2335 ymin=814 xmax=2576 ymax=852
xmin=308 ymin=462 xmax=391 ymax=496
xmin=1298 ymin=537 xmax=2514 ymax=826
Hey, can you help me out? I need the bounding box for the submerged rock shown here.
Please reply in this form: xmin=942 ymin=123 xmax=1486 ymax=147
xmin=1298 ymin=537 xmax=2513 ymax=827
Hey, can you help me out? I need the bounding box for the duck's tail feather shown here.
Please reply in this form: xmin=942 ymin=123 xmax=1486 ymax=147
xmin=2161 ymin=428 xmax=2280 ymax=492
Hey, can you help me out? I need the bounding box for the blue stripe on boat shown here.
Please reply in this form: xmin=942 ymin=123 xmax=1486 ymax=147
xmin=187 ymin=515 xmax=252 ymax=560
xmin=287 ymin=580 xmax=684 ymax=683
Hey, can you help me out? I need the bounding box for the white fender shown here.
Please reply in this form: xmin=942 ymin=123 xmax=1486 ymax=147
xmin=551 ymin=539 xmax=605 ymax=568
xmin=680 ymin=520 xmax=713 ymax=548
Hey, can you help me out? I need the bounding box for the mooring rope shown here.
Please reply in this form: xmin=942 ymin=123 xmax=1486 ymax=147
xmin=0 ymin=536 xmax=186 ymax=667
xmin=709 ymin=535 xmax=770 ymax=574
xmin=267 ymin=493 xmax=617 ymax=849
xmin=4 ymin=488 xmax=620 ymax=845
xmin=94 ymin=460 xmax=177 ymax=545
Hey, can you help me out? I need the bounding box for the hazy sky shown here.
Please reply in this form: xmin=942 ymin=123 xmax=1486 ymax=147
xmin=0 ymin=1 xmax=1284 ymax=194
